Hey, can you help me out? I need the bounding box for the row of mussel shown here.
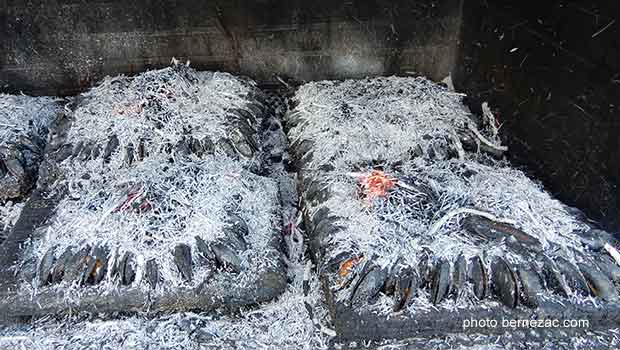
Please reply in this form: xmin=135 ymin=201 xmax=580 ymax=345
xmin=329 ymin=216 xmax=620 ymax=312
xmin=48 ymin=111 xmax=262 ymax=168
xmin=37 ymin=217 xmax=250 ymax=289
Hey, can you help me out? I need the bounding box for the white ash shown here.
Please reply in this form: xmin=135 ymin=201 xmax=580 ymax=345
xmin=0 ymin=93 xmax=60 ymax=149
xmin=0 ymin=258 xmax=332 ymax=350
xmin=310 ymin=158 xmax=591 ymax=312
xmin=315 ymin=158 xmax=588 ymax=263
xmin=1 ymin=200 xmax=24 ymax=232
xmin=287 ymin=76 xmax=500 ymax=171
xmin=0 ymin=200 xmax=24 ymax=242
xmin=22 ymin=155 xmax=281 ymax=294
xmin=64 ymin=64 xmax=264 ymax=173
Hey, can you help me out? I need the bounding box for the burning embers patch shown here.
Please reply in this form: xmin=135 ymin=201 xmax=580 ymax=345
xmin=287 ymin=77 xmax=620 ymax=341
xmin=0 ymin=65 xmax=286 ymax=318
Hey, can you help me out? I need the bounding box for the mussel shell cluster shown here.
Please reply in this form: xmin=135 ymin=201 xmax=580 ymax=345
xmin=329 ymin=216 xmax=620 ymax=312
xmin=37 ymin=208 xmax=252 ymax=289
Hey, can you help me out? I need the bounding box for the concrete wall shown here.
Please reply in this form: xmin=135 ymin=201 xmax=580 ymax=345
xmin=453 ymin=0 xmax=620 ymax=231
xmin=1 ymin=0 xmax=462 ymax=96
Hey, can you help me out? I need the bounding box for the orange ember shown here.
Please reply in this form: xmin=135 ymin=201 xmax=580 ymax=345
xmin=359 ymin=170 xmax=396 ymax=199
xmin=338 ymin=256 xmax=363 ymax=277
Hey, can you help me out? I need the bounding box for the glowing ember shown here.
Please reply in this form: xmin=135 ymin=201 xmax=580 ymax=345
xmin=338 ymin=256 xmax=363 ymax=278
xmin=359 ymin=170 xmax=396 ymax=199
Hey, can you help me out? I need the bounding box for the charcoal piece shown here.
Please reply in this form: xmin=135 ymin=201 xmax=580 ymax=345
xmin=245 ymin=102 xmax=265 ymax=120
xmin=462 ymin=216 xmax=542 ymax=252
xmin=383 ymin=259 xmax=401 ymax=296
xmin=5 ymin=157 xmax=25 ymax=180
xmin=91 ymin=144 xmax=101 ymax=159
xmin=227 ymin=213 xmax=249 ymax=236
xmin=63 ymin=245 xmax=91 ymax=283
xmin=145 ymin=258 xmax=159 ymax=289
xmin=326 ymin=249 xmax=359 ymax=274
xmin=78 ymin=142 xmax=94 ymax=161
xmin=17 ymin=135 xmax=42 ymax=153
xmin=51 ymin=247 xmax=74 ymax=283
xmin=311 ymin=208 xmax=331 ymax=232
xmin=0 ymin=159 xmax=7 ymax=178
xmin=188 ymin=137 xmax=212 ymax=157
xmin=78 ymin=247 xmax=98 ymax=285
xmin=305 ymin=179 xmax=330 ymax=205
xmin=230 ymin=132 xmax=256 ymax=158
xmin=491 ymin=258 xmax=519 ymax=308
xmin=311 ymin=214 xmax=340 ymax=238
xmin=233 ymin=119 xmax=257 ymax=141
xmin=516 ymin=266 xmax=544 ymax=308
xmin=291 ymin=138 xmax=312 ymax=157
xmin=555 ymin=257 xmax=590 ymax=296
xmin=468 ymin=256 xmax=487 ymax=300
xmin=217 ymin=139 xmax=238 ymax=159
xmin=89 ymin=245 xmax=110 ymax=284
xmin=452 ymin=254 xmax=468 ymax=297
xmin=540 ymin=256 xmax=570 ymax=297
xmin=427 ymin=137 xmax=455 ymax=161
xmin=110 ymin=249 xmax=122 ymax=279
xmin=195 ymin=236 xmax=216 ymax=263
xmin=53 ymin=144 xmax=73 ymax=162
xmin=393 ymin=264 xmax=419 ymax=311
xmin=231 ymin=108 xmax=258 ymax=126
xmin=314 ymin=225 xmax=345 ymax=253
xmin=103 ymin=135 xmax=120 ymax=163
xmin=174 ymin=243 xmax=193 ymax=282
xmin=596 ymin=255 xmax=620 ymax=284
xmin=579 ymin=229 xmax=620 ymax=252
xmin=430 ymin=259 xmax=451 ymax=305
xmin=350 ymin=264 xmax=387 ymax=308
xmin=222 ymin=214 xmax=249 ymax=251
xmin=212 ymin=243 xmax=241 ymax=273
xmin=125 ymin=143 xmax=135 ymax=165
xmin=71 ymin=141 xmax=84 ymax=158
xmin=121 ymin=252 xmax=136 ymax=286
xmin=136 ymin=140 xmax=146 ymax=161
xmin=418 ymin=249 xmax=433 ymax=288
xmin=38 ymin=247 xmax=56 ymax=286
xmin=578 ymin=263 xmax=619 ymax=302
xmin=200 ymin=137 xmax=215 ymax=155
xmin=174 ymin=139 xmax=191 ymax=157
xmin=333 ymin=255 xmax=365 ymax=292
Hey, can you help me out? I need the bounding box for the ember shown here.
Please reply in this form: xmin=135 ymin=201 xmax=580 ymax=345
xmin=337 ymin=256 xmax=363 ymax=278
xmin=358 ymin=170 xmax=396 ymax=199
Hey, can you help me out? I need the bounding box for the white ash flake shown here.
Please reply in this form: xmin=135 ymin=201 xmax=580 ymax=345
xmin=287 ymin=76 xmax=500 ymax=171
xmin=1 ymin=200 xmax=24 ymax=234
xmin=0 ymin=94 xmax=60 ymax=149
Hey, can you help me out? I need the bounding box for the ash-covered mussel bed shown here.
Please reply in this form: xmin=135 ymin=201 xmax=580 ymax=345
xmin=0 ymin=64 xmax=287 ymax=316
xmin=285 ymin=76 xmax=620 ymax=340
xmin=1 ymin=68 xmax=620 ymax=348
